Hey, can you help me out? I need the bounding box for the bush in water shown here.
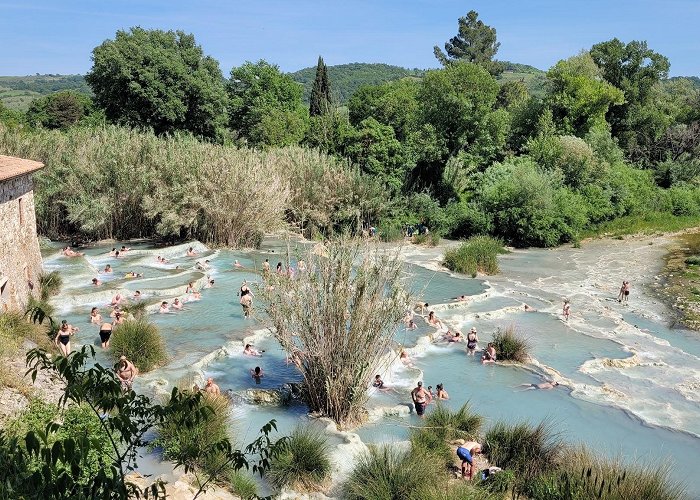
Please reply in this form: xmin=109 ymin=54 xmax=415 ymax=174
xmin=491 ymin=325 xmax=530 ymax=363
xmin=109 ymin=319 xmax=167 ymax=372
xmin=266 ymin=425 xmax=332 ymax=491
xmin=38 ymin=270 xmax=62 ymax=301
xmin=443 ymin=235 xmax=505 ymax=276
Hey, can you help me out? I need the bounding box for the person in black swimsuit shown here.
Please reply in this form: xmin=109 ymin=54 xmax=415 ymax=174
xmin=55 ymin=320 xmax=78 ymax=356
xmin=467 ymin=328 xmax=479 ymax=356
xmin=99 ymin=322 xmax=113 ymax=349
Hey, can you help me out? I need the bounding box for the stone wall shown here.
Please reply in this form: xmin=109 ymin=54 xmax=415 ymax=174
xmin=0 ymin=173 xmax=43 ymax=312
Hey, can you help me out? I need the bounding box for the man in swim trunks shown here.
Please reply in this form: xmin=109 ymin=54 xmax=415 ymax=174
xmin=204 ymin=377 xmax=221 ymax=396
xmin=99 ymin=321 xmax=113 ymax=349
xmin=411 ymin=381 xmax=432 ymax=417
xmin=456 ymin=442 xmax=482 ymax=479
xmin=116 ymin=355 xmax=137 ymax=390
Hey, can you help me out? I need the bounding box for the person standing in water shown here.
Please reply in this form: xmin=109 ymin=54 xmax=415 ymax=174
xmin=618 ymin=281 xmax=630 ymax=303
xmin=467 ymin=328 xmax=479 ymax=356
xmin=116 ymin=356 xmax=137 ymax=390
xmin=436 ymin=383 xmax=450 ymax=400
xmin=262 ymin=259 xmax=270 ymax=274
xmin=204 ymin=377 xmax=221 ymax=396
xmin=90 ymin=307 xmax=103 ymax=325
xmin=99 ymin=321 xmax=113 ymax=349
xmin=562 ymin=299 xmax=571 ymax=322
xmin=240 ymin=281 xmax=254 ymax=318
xmin=55 ymin=320 xmax=78 ymax=356
xmin=250 ymin=366 xmax=264 ymax=384
xmin=411 ymin=381 xmax=432 ymax=417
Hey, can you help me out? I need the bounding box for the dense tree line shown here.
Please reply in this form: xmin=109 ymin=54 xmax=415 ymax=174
xmin=2 ymin=18 xmax=700 ymax=247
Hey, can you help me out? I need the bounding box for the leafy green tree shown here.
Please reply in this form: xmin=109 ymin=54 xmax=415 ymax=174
xmin=546 ymin=52 xmax=625 ymax=137
xmin=86 ymin=27 xmax=228 ymax=139
xmin=309 ymin=56 xmax=332 ymax=116
xmin=347 ymin=79 xmax=419 ymax=141
xmin=433 ymin=10 xmax=504 ymax=76
xmin=26 ymin=90 xmax=93 ymax=129
xmin=0 ymin=101 xmax=25 ymax=129
xmin=305 ymin=109 xmax=354 ymax=155
xmin=590 ymin=38 xmax=670 ymax=146
xmin=228 ymin=60 xmax=308 ymax=147
xmin=344 ymin=117 xmax=407 ymax=192
xmin=497 ymin=80 xmax=529 ymax=110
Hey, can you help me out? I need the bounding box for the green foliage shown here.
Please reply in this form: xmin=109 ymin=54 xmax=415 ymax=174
xmin=228 ymin=470 xmax=258 ymax=499
xmin=0 ymin=75 xmax=90 ymax=110
xmin=86 ymin=27 xmax=227 ymax=139
xmin=0 ymin=311 xmax=49 ymax=356
xmin=228 ymin=60 xmax=308 ymax=147
xmin=0 ymin=100 xmax=27 ymax=128
xmin=38 ymin=270 xmax=62 ymax=301
xmin=109 ymin=319 xmax=167 ymax=372
xmin=155 ymin=385 xmax=232 ymax=481
xmin=309 ymin=56 xmax=332 ymax=117
xmin=491 ymin=325 xmax=530 ymax=362
xmin=583 ymin=212 xmax=700 ymax=239
xmin=289 ymin=62 xmax=423 ymax=104
xmin=484 ymin=420 xmax=562 ymax=484
xmin=443 ymin=236 xmax=505 ymax=276
xmin=344 ymin=445 xmax=443 ymax=500
xmin=120 ymin=300 xmax=147 ymax=320
xmin=434 ymin=10 xmax=503 ymax=76
xmin=26 ymin=91 xmax=94 ymax=130
xmin=267 ymin=425 xmax=331 ymax=491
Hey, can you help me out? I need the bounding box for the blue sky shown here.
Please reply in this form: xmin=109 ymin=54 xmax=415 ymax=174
xmin=1 ymin=0 xmax=698 ymax=76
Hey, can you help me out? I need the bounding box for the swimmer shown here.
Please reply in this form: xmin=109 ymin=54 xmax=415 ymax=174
xmin=244 ymin=344 xmax=263 ymax=357
xmin=518 ymin=380 xmax=560 ymax=391
xmin=427 ymin=311 xmax=443 ymax=329
xmin=233 ymin=259 xmax=243 ymax=268
xmin=92 ymin=277 xmax=102 ymax=286
xmin=104 ymin=264 xmax=113 ymax=273
xmin=116 ymin=356 xmax=137 ymax=390
xmin=98 ymin=322 xmax=113 ymax=349
xmin=454 ymin=295 xmax=469 ymax=302
xmin=112 ymin=311 xmax=125 ymax=325
xmin=456 ymin=442 xmax=482 ymax=480
xmin=55 ymin=320 xmax=78 ymax=356
xmin=186 ymin=247 xmax=198 ymax=257
xmin=466 ymin=328 xmax=479 ymax=355
xmin=372 ymin=374 xmax=385 ymax=389
xmin=133 ymin=290 xmax=142 ymax=299
xmin=250 ymin=366 xmax=264 ymax=383
xmin=204 ymin=377 xmax=221 ymax=396
xmin=481 ymin=343 xmax=496 ymax=364
xmin=62 ymin=246 xmax=84 ymax=257
xmin=411 ymin=381 xmax=432 ymax=417
xmin=563 ymin=299 xmax=571 ymax=322
xmin=109 ymin=248 xmax=117 ymax=257
xmin=407 ymin=319 xmax=417 ymax=330
xmin=172 ymin=298 xmax=183 ymax=310
xmin=524 ymin=304 xmax=537 ymax=312
xmin=436 ymin=383 xmax=450 ymax=400
xmin=159 ymin=301 xmax=170 ymax=314
xmin=185 ymin=282 xmax=195 ymax=294
xmin=111 ymin=293 xmax=124 ymax=306
xmin=90 ymin=307 xmax=102 ymax=325
xmin=120 ymin=245 xmax=130 ymax=253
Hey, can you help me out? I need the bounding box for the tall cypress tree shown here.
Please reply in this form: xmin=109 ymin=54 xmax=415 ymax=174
xmin=310 ymin=56 xmax=332 ymax=116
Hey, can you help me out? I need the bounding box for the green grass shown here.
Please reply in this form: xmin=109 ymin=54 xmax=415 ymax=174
xmin=344 ymin=445 xmax=443 ymax=500
xmin=583 ymin=212 xmax=700 ymax=239
xmin=413 ymin=232 xmax=441 ymax=246
xmin=443 ymin=236 xmax=506 ymax=277
xmin=38 ymin=270 xmax=63 ymax=301
xmin=267 ymin=425 xmax=332 ymax=491
xmin=0 ymin=311 xmax=52 ymax=356
xmin=491 ymin=325 xmax=530 ymax=363
xmin=109 ymin=319 xmax=167 ymax=372
xmin=484 ymin=420 xmax=562 ymax=483
xmin=120 ymin=300 xmax=147 ymax=320
xmin=228 ymin=470 xmax=258 ymax=499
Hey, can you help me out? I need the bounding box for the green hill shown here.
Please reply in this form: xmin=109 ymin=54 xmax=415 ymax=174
xmin=289 ymin=63 xmax=424 ymax=104
xmin=0 ymin=75 xmax=90 ymax=110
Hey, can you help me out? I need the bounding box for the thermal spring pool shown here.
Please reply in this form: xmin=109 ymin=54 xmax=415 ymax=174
xmin=42 ymin=236 xmax=700 ymax=496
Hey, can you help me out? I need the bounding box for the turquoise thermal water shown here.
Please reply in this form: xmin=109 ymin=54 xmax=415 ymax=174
xmin=42 ymin=239 xmax=700 ymax=495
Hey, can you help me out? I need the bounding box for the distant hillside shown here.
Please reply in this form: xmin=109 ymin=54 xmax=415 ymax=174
xmin=289 ymin=63 xmax=424 ymax=104
xmin=0 ymin=74 xmax=90 ymax=110
xmin=498 ymin=61 xmax=547 ymax=97
xmin=669 ymin=76 xmax=700 ymax=88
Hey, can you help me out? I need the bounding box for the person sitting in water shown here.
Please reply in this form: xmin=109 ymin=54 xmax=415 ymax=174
xmin=55 ymin=320 xmax=78 ymax=356
xmin=159 ymin=301 xmax=170 ymax=314
xmin=243 ymin=344 xmax=263 ymax=357
xmin=204 ymin=377 xmax=221 ymax=396
xmin=233 ymin=259 xmax=243 ymax=268
xmin=524 ymin=304 xmax=537 ymax=312
xmin=62 ymin=246 xmax=84 ymax=257
xmin=399 ymin=350 xmax=413 ymax=367
xmin=456 ymin=442 xmax=482 ymax=480
xmin=104 ymin=264 xmax=113 ymax=273
xmin=427 ymin=311 xmax=443 ymax=329
xmin=449 ymin=331 xmax=463 ymax=343
xmin=90 ymin=307 xmax=103 ymax=325
xmin=482 ymin=343 xmax=497 ymax=364
xmin=109 ymin=248 xmax=117 ymax=257
xmin=110 ymin=306 xmax=121 ymax=318
xmin=372 ymin=374 xmax=385 ymax=389
xmin=407 ymin=319 xmax=417 ymax=330
xmin=251 ymin=366 xmax=264 ymax=383
xmin=112 ymin=311 xmax=125 ymax=325
xmin=466 ymin=328 xmax=479 ymax=355
xmin=172 ymin=298 xmax=183 ymax=310
xmin=133 ymin=290 xmax=142 ymax=299
xmin=454 ymin=295 xmax=469 ymax=302
xmin=99 ymin=322 xmax=113 ymax=349
xmin=124 ymin=271 xmax=142 ymax=278
xmin=414 ymin=302 xmax=429 ymax=315
xmin=120 ymin=245 xmax=130 ymax=253
xmin=185 ymin=282 xmax=195 ymax=294
xmin=186 ymin=247 xmax=197 ymax=257
xmin=190 ymin=290 xmax=202 ymax=301
xmin=518 ymin=380 xmax=560 ymax=391
xmin=111 ymin=293 xmax=123 ymax=306
xmin=436 ymin=383 xmax=450 ymax=400
xmin=92 ymin=277 xmax=102 ymax=286
xmin=114 ymin=251 xmax=120 ymax=258
xmin=205 ymin=279 xmax=215 ymax=288
xmin=116 ymin=356 xmax=137 ymax=390
xmin=411 ymin=381 xmax=432 ymax=417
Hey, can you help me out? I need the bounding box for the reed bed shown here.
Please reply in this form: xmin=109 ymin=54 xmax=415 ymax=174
xmin=443 ymin=235 xmax=506 ymax=276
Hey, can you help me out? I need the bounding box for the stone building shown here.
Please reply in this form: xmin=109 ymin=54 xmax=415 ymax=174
xmin=0 ymin=154 xmax=44 ymax=312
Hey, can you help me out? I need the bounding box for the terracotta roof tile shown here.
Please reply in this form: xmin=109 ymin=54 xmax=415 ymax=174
xmin=0 ymin=155 xmax=44 ymax=182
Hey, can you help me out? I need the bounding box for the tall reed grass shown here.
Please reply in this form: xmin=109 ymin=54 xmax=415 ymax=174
xmin=491 ymin=325 xmax=530 ymax=362
xmin=109 ymin=319 xmax=166 ymax=372
xmin=443 ymin=236 xmax=506 ymax=277
xmin=266 ymin=425 xmax=331 ymax=491
xmin=0 ymin=124 xmax=386 ymax=246
xmin=38 ymin=271 xmax=62 ymax=301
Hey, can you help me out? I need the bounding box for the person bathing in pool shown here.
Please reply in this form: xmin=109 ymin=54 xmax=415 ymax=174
xmin=243 ymin=344 xmax=263 ymax=356
xmin=55 ymin=320 xmax=78 ymax=356
xmin=250 ymin=366 xmax=264 ymax=384
xmin=427 ymin=311 xmax=443 ymax=329
xmin=518 ymin=379 xmax=560 ymax=391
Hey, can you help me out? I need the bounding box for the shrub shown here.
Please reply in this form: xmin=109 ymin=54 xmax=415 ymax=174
xmin=423 ymin=480 xmax=501 ymax=500
xmin=0 ymin=311 xmax=49 ymax=355
xmin=344 ymin=445 xmax=442 ymax=500
xmin=685 ymin=256 xmax=700 ymax=266
xmin=38 ymin=270 xmax=63 ymax=301
xmin=266 ymin=425 xmax=331 ymax=491
xmin=528 ymin=445 xmax=686 ymax=500
xmin=155 ymin=384 xmax=231 ymax=480
xmin=120 ymin=300 xmax=147 ymax=320
xmin=491 ymin=325 xmax=530 ymax=362
xmin=228 ymin=470 xmax=258 ymax=499
xmin=109 ymin=319 xmax=166 ymax=372
xmin=412 ymin=232 xmax=441 ymax=246
xmin=484 ymin=420 xmax=562 ymax=483
xmin=443 ymin=236 xmax=505 ymax=276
